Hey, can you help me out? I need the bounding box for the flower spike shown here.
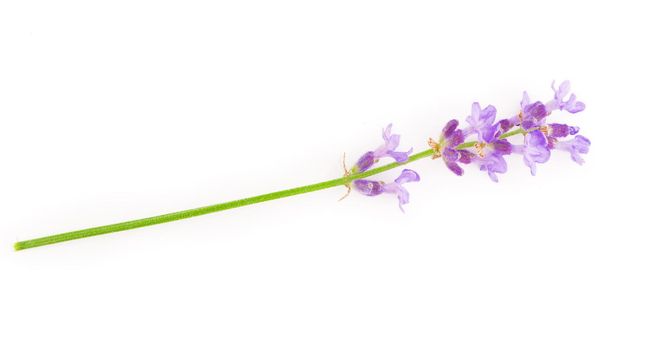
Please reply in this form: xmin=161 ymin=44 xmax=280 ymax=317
xmin=427 ymin=81 xmax=589 ymax=180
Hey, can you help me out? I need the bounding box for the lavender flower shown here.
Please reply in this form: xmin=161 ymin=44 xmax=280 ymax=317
xmin=353 ymin=169 xmax=420 ymax=212
xmin=508 ymin=81 xmax=584 ymax=131
xmin=429 ymin=119 xmax=473 ymax=176
xmin=512 ymin=130 xmax=551 ymax=175
xmin=470 ymin=125 xmax=512 ymax=182
xmin=505 ymin=92 xmax=549 ymax=130
xmin=475 ymin=152 xmax=508 ymax=182
xmin=548 ymin=123 xmax=580 ymax=138
xmin=520 ymin=94 xmax=549 ymax=129
xmin=354 ymin=124 xmax=413 ymax=172
xmin=554 ymin=135 xmax=591 ymax=164
xmin=457 ymin=101 xmax=516 ymax=181
xmin=547 ymin=80 xmax=586 ymax=113
xmin=465 ymin=102 xmax=497 ymax=141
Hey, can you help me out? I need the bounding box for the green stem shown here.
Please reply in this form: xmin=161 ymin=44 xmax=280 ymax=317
xmin=499 ymin=127 xmax=527 ymax=139
xmin=14 ymin=128 xmax=525 ymax=250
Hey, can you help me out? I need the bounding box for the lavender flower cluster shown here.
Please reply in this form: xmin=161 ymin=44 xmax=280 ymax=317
xmin=347 ymin=81 xmax=590 ymax=211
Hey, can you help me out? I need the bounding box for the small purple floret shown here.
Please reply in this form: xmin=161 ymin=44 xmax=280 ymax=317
xmin=465 ymin=102 xmax=497 ymax=141
xmin=513 ymin=130 xmax=551 ymax=175
xmin=353 ymin=169 xmax=420 ymax=211
xmin=554 ymin=135 xmax=591 ymax=165
xmin=355 ymin=124 xmax=413 ymax=172
xmin=476 ymin=153 xmax=508 ymax=183
xmin=546 ymin=80 xmax=586 ymax=114
xmin=492 ymin=139 xmax=512 ymax=155
xmin=549 ymin=123 xmax=580 ymax=138
xmin=439 ymin=119 xmax=471 ymax=176
xmin=353 ymin=179 xmax=385 ymax=196
xmin=354 ymin=151 xmax=376 ymax=172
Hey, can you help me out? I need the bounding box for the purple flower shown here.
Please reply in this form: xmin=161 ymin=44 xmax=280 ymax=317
xmin=546 ymin=80 xmax=585 ymax=114
xmin=512 ymin=82 xmax=584 ymax=131
xmin=465 ymin=102 xmax=497 ymax=141
xmin=475 ymin=152 xmax=508 ymax=182
xmin=554 ymin=135 xmax=591 ymax=165
xmin=463 ymin=112 xmax=513 ymax=182
xmin=469 ymin=135 xmax=511 ymax=182
xmin=512 ymin=92 xmax=549 ymax=129
xmin=433 ymin=119 xmax=473 ymax=176
xmin=512 ymin=130 xmax=551 ymax=175
xmin=498 ymin=118 xmax=514 ymax=132
xmin=354 ymin=124 xmax=413 ymax=172
xmin=353 ymin=169 xmax=420 ymax=211
xmin=548 ymin=123 xmax=580 ymax=138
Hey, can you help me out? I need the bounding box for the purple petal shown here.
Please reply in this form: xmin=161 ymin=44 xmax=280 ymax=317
xmin=466 ymin=103 xmax=497 ymax=140
xmin=382 ymin=124 xmax=393 ymax=143
xmin=479 ymin=104 xmax=497 ymax=122
xmin=521 ymin=91 xmax=531 ymax=109
xmin=498 ymin=119 xmax=514 ymax=132
xmin=481 ymin=123 xmax=501 ymax=143
xmin=547 ymin=136 xmax=556 ymax=149
xmin=448 ymin=129 xmax=465 ymax=147
xmin=526 ymin=142 xmax=551 ymax=164
xmin=443 ymin=147 xmax=460 ymax=162
xmin=355 ymin=151 xmax=375 ymax=172
xmin=523 ymin=101 xmax=548 ymax=121
xmin=553 ymin=80 xmax=571 ymax=101
xmin=488 ymin=154 xmax=508 ymax=174
xmin=370 ymin=124 xmax=412 ymax=164
xmin=384 ymin=134 xmax=400 ymax=151
xmin=445 ymin=161 xmax=463 ymax=176
xmin=523 ymin=130 xmax=551 ymax=175
xmin=458 ymin=149 xmax=474 ymax=164
xmin=369 ymin=169 xmax=419 ymax=212
xmin=492 ymin=139 xmax=512 ymax=155
xmin=470 ymin=102 xmax=481 ymax=120
xmin=394 ymin=186 xmax=410 ymax=211
xmin=549 ymin=123 xmax=571 ymax=138
xmin=564 ymin=94 xmax=585 ymax=113
xmin=442 ymin=119 xmax=459 ymax=138
xmin=547 ymin=81 xmax=584 ymax=113
xmin=353 ymin=180 xmax=385 ymax=196
xmin=523 ymin=156 xmax=538 ymax=176
xmin=522 ymin=120 xmax=536 ymax=129
xmin=395 ymin=169 xmax=420 ymax=184
xmin=375 ymin=127 xmax=400 ymax=156
xmin=381 ymin=182 xmax=410 ymax=212
xmin=387 ymin=149 xmax=412 ymax=163
xmin=477 ymin=153 xmax=507 ymax=182
xmin=526 ymin=129 xmax=548 ymax=148
xmin=575 ymin=135 xmax=591 ymax=152
xmin=555 ymin=135 xmax=591 ymax=165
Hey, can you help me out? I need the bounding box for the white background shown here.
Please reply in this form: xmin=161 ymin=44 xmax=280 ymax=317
xmin=1 ymin=1 xmax=652 ymax=349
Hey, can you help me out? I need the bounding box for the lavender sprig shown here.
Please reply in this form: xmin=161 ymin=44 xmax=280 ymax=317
xmin=15 ymin=81 xmax=590 ymax=250
xmin=348 ymin=80 xmax=589 ymax=204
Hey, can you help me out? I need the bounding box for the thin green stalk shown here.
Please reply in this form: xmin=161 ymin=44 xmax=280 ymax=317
xmin=14 ymin=128 xmax=525 ymax=250
xmin=499 ymin=127 xmax=527 ymax=139
xmin=14 ymin=150 xmax=432 ymax=250
xmin=455 ymin=127 xmax=526 ymax=150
